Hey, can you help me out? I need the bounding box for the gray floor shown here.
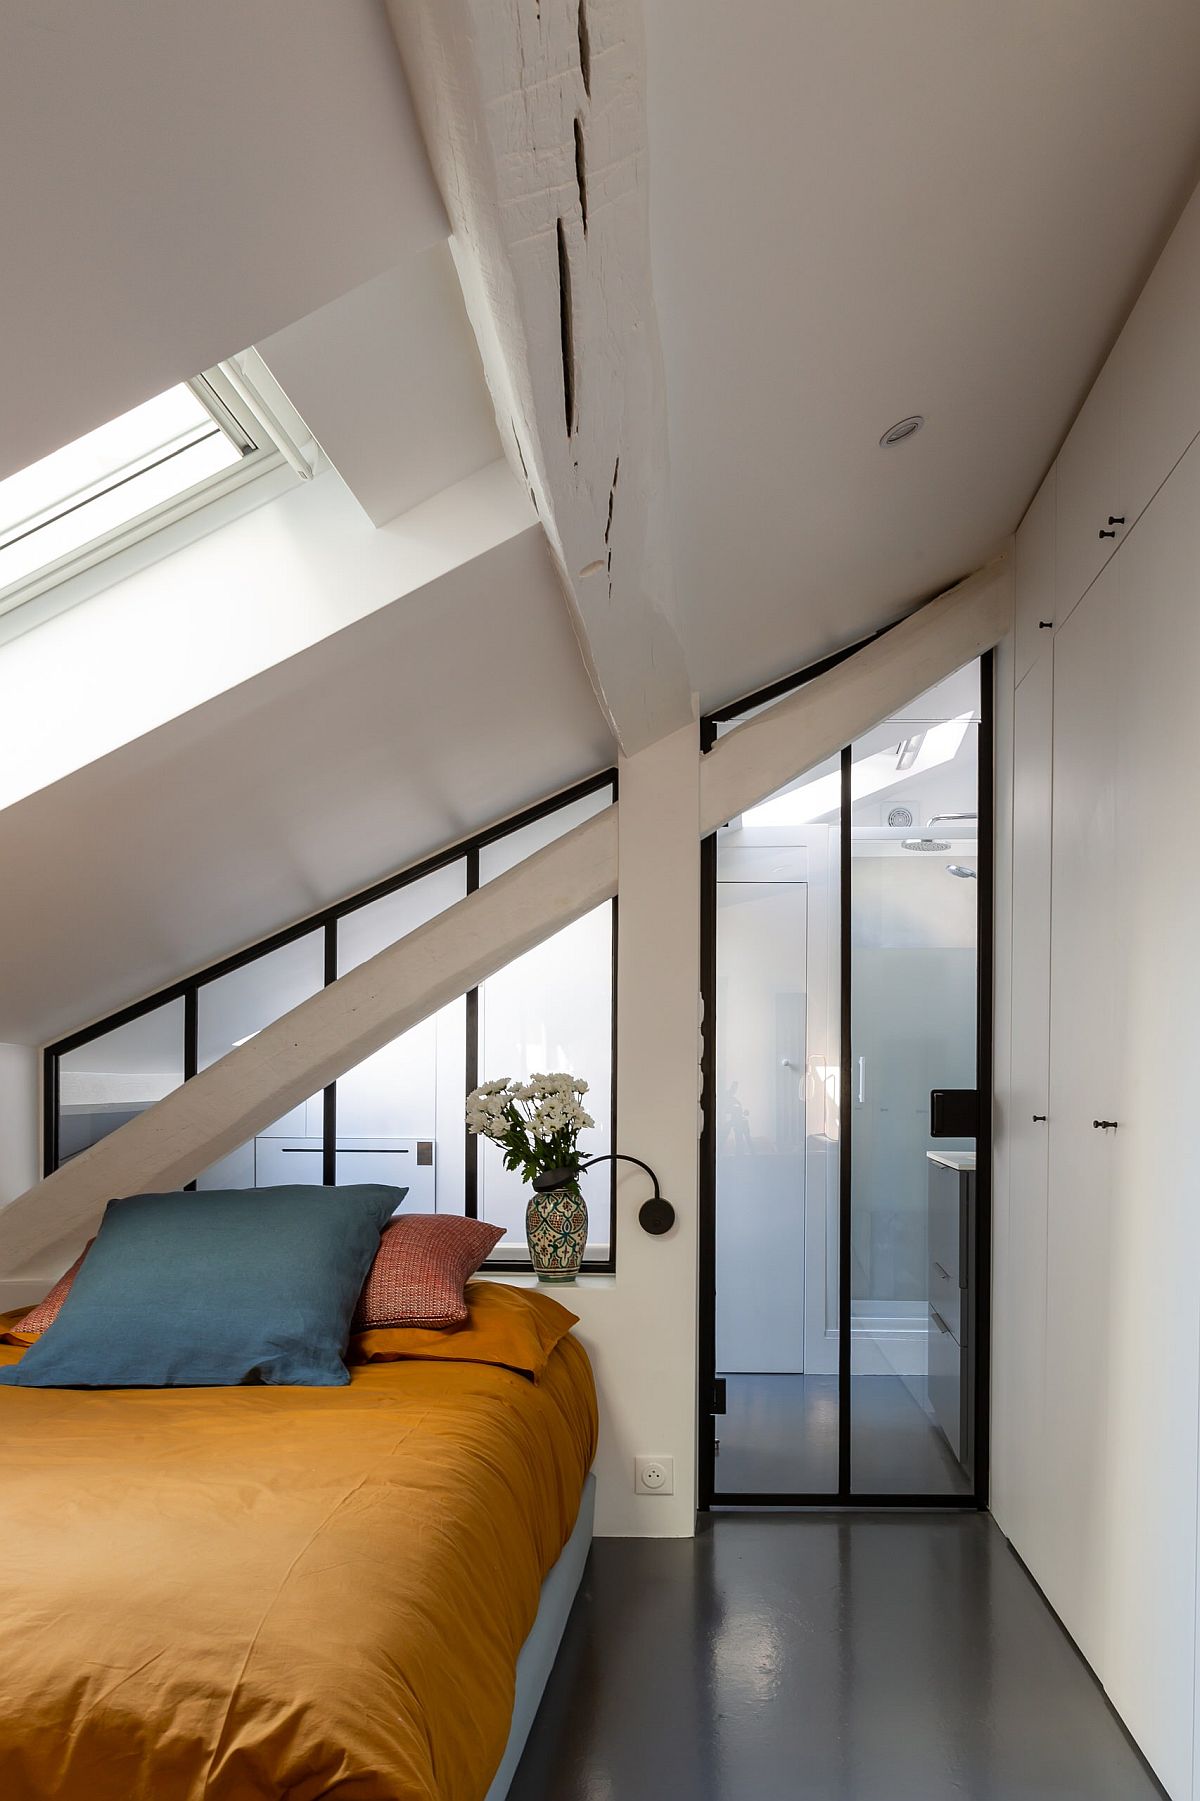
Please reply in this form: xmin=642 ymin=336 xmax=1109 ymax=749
xmin=508 ymin=1513 xmax=1165 ymax=1801
xmin=717 ymin=1372 xmax=972 ymax=1496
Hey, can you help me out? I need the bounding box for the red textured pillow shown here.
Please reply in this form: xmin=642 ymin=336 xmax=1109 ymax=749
xmin=5 ymin=1243 xmax=93 ymax=1342
xmin=353 ymin=1215 xmax=505 ymax=1330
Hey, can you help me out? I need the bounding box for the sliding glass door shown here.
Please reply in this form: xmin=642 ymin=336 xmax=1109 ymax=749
xmin=703 ymin=657 xmax=989 ymax=1506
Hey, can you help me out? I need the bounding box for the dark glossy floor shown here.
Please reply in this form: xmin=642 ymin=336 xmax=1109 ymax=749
xmin=509 ymin=1513 xmax=1164 ymax=1801
xmin=716 ymin=1372 xmax=971 ymax=1496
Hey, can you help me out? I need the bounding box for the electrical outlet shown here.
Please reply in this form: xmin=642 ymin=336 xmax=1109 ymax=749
xmin=634 ymin=1455 xmax=674 ymax=1495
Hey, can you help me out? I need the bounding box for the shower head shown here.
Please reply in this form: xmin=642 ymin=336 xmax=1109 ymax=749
xmin=946 ymin=864 xmax=977 ymax=880
xmin=901 ymin=838 xmax=951 ymax=853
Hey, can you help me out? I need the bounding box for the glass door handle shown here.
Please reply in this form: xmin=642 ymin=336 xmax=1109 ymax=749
xmin=856 ymin=1057 xmax=866 ymax=1106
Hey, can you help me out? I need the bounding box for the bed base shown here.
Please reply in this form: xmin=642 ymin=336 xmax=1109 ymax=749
xmin=484 ymin=1471 xmax=595 ymax=1801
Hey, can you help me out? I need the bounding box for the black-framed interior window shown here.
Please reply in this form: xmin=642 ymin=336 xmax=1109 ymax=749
xmin=698 ymin=648 xmax=993 ymax=1509
xmin=44 ymin=771 xmax=619 ymax=1272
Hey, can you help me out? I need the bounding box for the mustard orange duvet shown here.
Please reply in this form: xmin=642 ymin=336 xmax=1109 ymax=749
xmin=0 ymin=1328 xmax=597 ymax=1800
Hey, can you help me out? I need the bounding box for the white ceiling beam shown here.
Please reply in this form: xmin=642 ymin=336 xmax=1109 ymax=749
xmin=0 ymin=809 xmax=617 ymax=1274
xmin=387 ymin=0 xmax=694 ymax=755
xmin=700 ymin=552 xmax=1014 ymax=835
xmin=0 ymin=559 xmax=1009 ymax=1273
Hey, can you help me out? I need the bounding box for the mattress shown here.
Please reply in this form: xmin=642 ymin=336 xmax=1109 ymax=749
xmin=0 ymin=1330 xmax=597 ymax=1801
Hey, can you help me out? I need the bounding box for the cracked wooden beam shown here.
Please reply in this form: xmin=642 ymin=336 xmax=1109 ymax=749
xmin=387 ymin=0 xmax=694 ymax=754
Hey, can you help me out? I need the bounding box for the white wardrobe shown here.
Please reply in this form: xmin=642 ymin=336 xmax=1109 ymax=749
xmin=993 ymin=173 xmax=1200 ymax=1801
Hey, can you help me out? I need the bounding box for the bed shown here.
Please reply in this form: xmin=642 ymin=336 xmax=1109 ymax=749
xmin=0 ymin=1297 xmax=597 ymax=1801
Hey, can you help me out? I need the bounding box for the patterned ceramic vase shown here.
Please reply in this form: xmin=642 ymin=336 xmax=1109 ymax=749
xmin=525 ymin=1183 xmax=588 ymax=1283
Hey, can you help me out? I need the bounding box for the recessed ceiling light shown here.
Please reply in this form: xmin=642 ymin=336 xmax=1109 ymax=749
xmin=880 ymin=415 xmax=924 ymax=447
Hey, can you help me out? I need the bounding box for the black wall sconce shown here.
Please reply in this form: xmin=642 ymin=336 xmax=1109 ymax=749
xmin=532 ymin=1154 xmax=675 ymax=1236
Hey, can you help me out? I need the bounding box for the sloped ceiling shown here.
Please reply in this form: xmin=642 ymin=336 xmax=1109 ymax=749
xmin=5 ymin=1 xmax=1200 ymax=1051
xmin=0 ymin=0 xmax=446 ymax=479
xmin=0 ymin=526 xmax=615 ymax=1045
xmin=646 ymin=0 xmax=1200 ymax=707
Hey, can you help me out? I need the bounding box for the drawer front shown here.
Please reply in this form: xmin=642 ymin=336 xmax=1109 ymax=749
xmin=930 ymin=1251 xmax=961 ymax=1343
xmin=928 ymin=1161 xmax=961 ymax=1277
xmin=928 ymin=1305 xmax=962 ymax=1463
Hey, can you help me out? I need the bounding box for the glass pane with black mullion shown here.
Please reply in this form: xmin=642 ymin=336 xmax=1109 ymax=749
xmin=711 ymin=749 xmax=843 ymax=1498
xmin=847 ymin=660 xmax=980 ymax=1497
xmin=334 ymin=860 xmax=468 ymax=1210
xmin=193 ymin=932 xmax=325 ymax=1192
xmin=476 ymin=791 xmax=615 ymax=1266
xmin=56 ymin=997 xmax=187 ymax=1173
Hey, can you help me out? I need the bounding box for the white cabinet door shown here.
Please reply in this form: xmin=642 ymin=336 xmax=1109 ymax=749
xmin=1118 ymin=182 xmax=1200 ymax=530
xmin=1014 ymin=465 xmax=1056 ymax=688
xmin=1042 ymin=556 xmax=1120 ymax=1668
xmin=1002 ymin=648 xmax=1054 ymax=1575
xmin=1055 ymin=350 xmax=1124 ymax=625
xmin=1102 ymin=443 xmax=1200 ymax=1801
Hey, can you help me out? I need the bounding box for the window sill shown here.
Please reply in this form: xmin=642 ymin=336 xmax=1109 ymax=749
xmin=482 ymin=1270 xmax=618 ymax=1291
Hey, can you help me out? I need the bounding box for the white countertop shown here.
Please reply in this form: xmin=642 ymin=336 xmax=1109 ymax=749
xmin=927 ymin=1150 xmax=976 ymax=1172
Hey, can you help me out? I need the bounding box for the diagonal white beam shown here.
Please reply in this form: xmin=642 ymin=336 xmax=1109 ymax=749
xmin=699 ymin=552 xmax=1014 ymax=835
xmin=0 ymin=555 xmax=1012 ymax=1274
xmin=387 ymin=0 xmax=694 ymax=755
xmin=0 ymin=809 xmax=618 ymax=1274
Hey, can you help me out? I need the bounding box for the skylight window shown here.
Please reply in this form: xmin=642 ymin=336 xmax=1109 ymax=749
xmin=0 ymin=360 xmax=314 ymax=619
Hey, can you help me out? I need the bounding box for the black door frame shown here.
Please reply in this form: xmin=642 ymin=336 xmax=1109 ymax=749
xmin=698 ymin=648 xmax=994 ymax=1509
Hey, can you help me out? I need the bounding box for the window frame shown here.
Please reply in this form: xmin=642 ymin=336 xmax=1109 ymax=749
xmin=696 ymin=649 xmax=994 ymax=1510
xmin=43 ymin=769 xmax=620 ymax=1274
xmin=0 ymin=358 xmax=310 ymax=621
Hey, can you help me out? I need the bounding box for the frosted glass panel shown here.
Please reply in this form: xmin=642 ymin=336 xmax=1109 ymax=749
xmin=713 ymin=769 xmax=841 ymax=1497
xmin=58 ymin=1000 xmax=185 ymax=1164
xmin=477 ymin=906 xmax=613 ymax=1259
xmin=478 ymin=787 xmax=612 ymax=881
xmin=335 ymin=863 xmax=467 ymax=1210
xmin=849 ymin=660 xmax=979 ymax=1495
xmin=196 ymin=933 xmax=324 ymax=1189
xmin=480 ymin=792 xmax=614 ymax=1259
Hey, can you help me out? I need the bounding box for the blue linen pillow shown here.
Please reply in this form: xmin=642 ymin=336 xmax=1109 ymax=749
xmin=0 ymin=1184 xmax=403 ymax=1389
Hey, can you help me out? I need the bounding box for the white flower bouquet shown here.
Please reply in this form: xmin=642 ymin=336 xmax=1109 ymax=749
xmin=466 ymin=1073 xmax=595 ymax=1188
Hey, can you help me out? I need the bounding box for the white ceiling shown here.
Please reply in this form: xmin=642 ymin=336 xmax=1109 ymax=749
xmin=645 ymin=0 xmax=1200 ymax=708
xmin=0 ymin=0 xmax=446 ymax=481
xmin=0 ymin=527 xmax=615 ymax=1045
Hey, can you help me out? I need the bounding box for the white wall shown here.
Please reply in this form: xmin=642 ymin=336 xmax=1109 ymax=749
xmin=565 ymin=723 xmax=701 ymax=1536
xmin=0 ymin=1046 xmax=37 ymax=1208
xmin=0 ymin=1044 xmax=41 ymax=1313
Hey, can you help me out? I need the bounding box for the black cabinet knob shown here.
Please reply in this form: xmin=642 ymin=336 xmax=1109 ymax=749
xmin=1038 ymin=620 xmax=1053 ymax=630
xmin=1107 ymin=515 xmax=1125 ymax=526
xmin=1032 ymin=1114 xmax=1046 ymax=1122
xmin=1093 ymin=1119 xmax=1119 ymax=1130
xmin=1099 ymin=529 xmax=1117 ymax=539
